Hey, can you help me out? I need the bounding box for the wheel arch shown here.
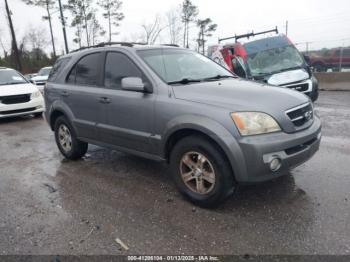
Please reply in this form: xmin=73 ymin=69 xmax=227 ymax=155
xmin=161 ymin=117 xmax=248 ymax=181
xmin=48 ymin=101 xmax=75 ymax=131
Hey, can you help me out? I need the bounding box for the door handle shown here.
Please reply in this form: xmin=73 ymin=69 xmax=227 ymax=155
xmin=99 ymin=97 xmax=111 ymax=104
xmin=61 ymin=91 xmax=69 ymax=97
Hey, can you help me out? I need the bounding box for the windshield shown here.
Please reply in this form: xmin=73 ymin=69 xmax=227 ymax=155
xmin=0 ymin=70 xmax=27 ymax=86
xmin=246 ymin=45 xmax=304 ymax=76
xmin=38 ymin=67 xmax=51 ymax=76
xmin=137 ymin=49 xmax=234 ymax=84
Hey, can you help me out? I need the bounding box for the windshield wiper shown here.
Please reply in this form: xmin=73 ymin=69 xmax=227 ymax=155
xmin=167 ymin=78 xmax=202 ymax=85
xmin=202 ymin=75 xmax=236 ymax=81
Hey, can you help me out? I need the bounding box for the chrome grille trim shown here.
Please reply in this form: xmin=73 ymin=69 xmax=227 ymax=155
xmin=285 ymin=102 xmax=314 ymax=127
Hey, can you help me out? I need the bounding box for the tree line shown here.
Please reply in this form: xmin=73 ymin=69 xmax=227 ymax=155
xmin=1 ymin=0 xmax=217 ymax=73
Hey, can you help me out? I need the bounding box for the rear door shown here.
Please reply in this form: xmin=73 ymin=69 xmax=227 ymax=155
xmin=97 ymin=51 xmax=155 ymax=154
xmin=63 ymin=52 xmax=104 ymax=140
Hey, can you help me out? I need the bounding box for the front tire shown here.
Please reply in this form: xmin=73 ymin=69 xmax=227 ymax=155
xmin=54 ymin=116 xmax=88 ymax=160
xmin=170 ymin=136 xmax=235 ymax=208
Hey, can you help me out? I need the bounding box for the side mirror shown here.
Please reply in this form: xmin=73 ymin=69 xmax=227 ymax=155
xmin=121 ymin=77 xmax=145 ymax=92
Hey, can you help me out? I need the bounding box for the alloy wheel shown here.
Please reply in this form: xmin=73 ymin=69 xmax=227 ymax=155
xmin=179 ymin=151 xmax=216 ymax=194
xmin=58 ymin=124 xmax=72 ymax=152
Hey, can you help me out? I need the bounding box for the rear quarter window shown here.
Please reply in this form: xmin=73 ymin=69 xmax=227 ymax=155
xmin=48 ymin=57 xmax=71 ymax=82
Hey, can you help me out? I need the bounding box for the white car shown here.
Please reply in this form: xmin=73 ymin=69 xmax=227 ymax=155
xmin=0 ymin=67 xmax=45 ymax=119
xmin=31 ymin=66 xmax=52 ymax=92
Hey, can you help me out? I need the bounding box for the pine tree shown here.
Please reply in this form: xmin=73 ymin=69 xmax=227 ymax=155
xmin=98 ymin=0 xmax=124 ymax=42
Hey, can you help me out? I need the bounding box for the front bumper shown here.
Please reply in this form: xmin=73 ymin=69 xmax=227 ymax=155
xmin=280 ymin=76 xmax=318 ymax=102
xmin=0 ymin=97 xmax=45 ymax=119
xmin=235 ymin=116 xmax=321 ymax=183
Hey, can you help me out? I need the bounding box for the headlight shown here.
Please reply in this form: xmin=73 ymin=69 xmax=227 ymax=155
xmin=30 ymin=91 xmax=41 ymax=99
xmin=231 ymin=112 xmax=281 ymax=136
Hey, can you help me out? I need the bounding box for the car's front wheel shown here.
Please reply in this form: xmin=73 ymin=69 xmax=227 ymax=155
xmin=54 ymin=116 xmax=88 ymax=160
xmin=170 ymin=136 xmax=235 ymax=207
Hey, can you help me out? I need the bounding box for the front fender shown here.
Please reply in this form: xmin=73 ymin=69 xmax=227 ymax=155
xmin=161 ymin=114 xmax=248 ymax=181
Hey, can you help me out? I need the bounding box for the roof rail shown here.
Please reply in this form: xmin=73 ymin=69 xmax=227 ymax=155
xmin=69 ymin=41 xmax=148 ymax=53
xmin=219 ymin=27 xmax=279 ymax=43
xmin=161 ymin=44 xmax=180 ymax=47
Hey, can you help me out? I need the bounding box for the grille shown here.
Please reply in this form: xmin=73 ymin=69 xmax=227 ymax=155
xmin=0 ymin=94 xmax=31 ymax=104
xmin=0 ymin=107 xmax=36 ymax=115
xmin=285 ymin=83 xmax=309 ymax=92
xmin=286 ymin=103 xmax=313 ymax=127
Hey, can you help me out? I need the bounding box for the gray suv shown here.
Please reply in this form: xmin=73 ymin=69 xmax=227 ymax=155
xmin=45 ymin=43 xmax=321 ymax=207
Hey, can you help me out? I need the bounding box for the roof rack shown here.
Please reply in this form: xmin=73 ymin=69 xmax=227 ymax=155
xmin=69 ymin=41 xmax=148 ymax=53
xmin=219 ymin=27 xmax=278 ymax=43
xmin=161 ymin=44 xmax=180 ymax=47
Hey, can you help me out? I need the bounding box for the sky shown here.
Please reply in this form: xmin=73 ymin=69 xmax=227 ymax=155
xmin=1 ymin=0 xmax=350 ymax=56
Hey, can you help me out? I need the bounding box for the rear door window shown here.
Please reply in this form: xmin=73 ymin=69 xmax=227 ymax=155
xmin=72 ymin=53 xmax=102 ymax=86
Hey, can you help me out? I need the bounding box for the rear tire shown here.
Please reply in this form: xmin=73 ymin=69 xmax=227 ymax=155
xmin=54 ymin=116 xmax=88 ymax=160
xmin=170 ymin=135 xmax=235 ymax=208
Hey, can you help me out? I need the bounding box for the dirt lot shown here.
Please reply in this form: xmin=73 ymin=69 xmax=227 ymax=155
xmin=0 ymin=91 xmax=349 ymax=255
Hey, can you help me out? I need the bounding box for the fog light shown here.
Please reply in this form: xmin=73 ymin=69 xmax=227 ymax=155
xmin=270 ymin=158 xmax=281 ymax=171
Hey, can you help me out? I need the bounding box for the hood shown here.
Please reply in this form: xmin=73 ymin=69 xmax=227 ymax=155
xmin=0 ymin=83 xmax=39 ymax=96
xmin=31 ymin=75 xmax=48 ymax=81
xmin=172 ymin=78 xmax=309 ymax=115
xmin=267 ymin=69 xmax=309 ymax=86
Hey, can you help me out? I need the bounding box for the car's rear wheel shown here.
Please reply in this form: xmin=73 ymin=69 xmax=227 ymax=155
xmin=54 ymin=116 xmax=88 ymax=160
xmin=170 ymin=136 xmax=235 ymax=207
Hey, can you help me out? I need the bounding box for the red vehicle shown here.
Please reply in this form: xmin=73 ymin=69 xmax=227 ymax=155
xmin=208 ymin=29 xmax=319 ymax=101
xmin=309 ymin=48 xmax=350 ymax=72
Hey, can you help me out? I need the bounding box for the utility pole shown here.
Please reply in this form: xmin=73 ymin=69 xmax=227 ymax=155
xmin=58 ymin=0 xmax=69 ymax=54
xmin=4 ymin=0 xmax=22 ymax=71
xmin=285 ymin=20 xmax=288 ymax=36
xmin=46 ymin=1 xmax=56 ymax=57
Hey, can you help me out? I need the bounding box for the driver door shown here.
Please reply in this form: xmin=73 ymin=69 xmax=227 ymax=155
xmin=97 ymin=51 xmax=156 ymax=154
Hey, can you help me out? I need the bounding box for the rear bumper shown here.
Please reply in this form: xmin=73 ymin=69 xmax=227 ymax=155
xmin=235 ymin=116 xmax=321 ymax=183
xmin=0 ymin=97 xmax=45 ymax=118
